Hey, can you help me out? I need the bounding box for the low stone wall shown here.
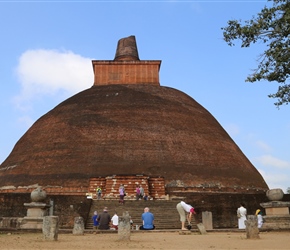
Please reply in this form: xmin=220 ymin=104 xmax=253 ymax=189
xmin=0 ymin=193 xmax=91 ymax=229
xmin=262 ymin=215 xmax=290 ymax=230
xmin=1 ymin=192 xmax=289 ymax=229
xmin=0 ymin=217 xmax=23 ymax=229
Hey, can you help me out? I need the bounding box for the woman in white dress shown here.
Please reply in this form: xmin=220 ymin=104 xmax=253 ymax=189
xmin=237 ymin=203 xmax=247 ymax=229
xmin=255 ymin=209 xmax=263 ymax=228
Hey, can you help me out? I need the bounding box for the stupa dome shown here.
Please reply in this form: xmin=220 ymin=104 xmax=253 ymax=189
xmin=0 ymin=36 xmax=268 ymax=194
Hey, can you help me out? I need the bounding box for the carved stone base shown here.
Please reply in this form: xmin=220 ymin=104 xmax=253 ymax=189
xmin=21 ymin=201 xmax=49 ymax=230
xmin=260 ymin=201 xmax=290 ymax=216
xmin=20 ymin=217 xmax=43 ymax=229
xmin=262 ymin=215 xmax=290 ymax=230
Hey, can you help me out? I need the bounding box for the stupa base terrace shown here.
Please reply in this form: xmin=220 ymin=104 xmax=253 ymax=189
xmin=0 ymin=174 xmax=267 ymax=198
xmin=0 ymin=174 xmax=271 ymax=230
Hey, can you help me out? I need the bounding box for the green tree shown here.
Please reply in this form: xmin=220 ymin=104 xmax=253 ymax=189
xmin=222 ymin=0 xmax=290 ymax=107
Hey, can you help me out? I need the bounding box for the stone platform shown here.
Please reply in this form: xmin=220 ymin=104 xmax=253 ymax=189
xmin=262 ymin=215 xmax=290 ymax=230
xmin=260 ymin=201 xmax=290 ymax=230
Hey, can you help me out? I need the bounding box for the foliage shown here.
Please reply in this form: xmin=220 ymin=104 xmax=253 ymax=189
xmin=222 ymin=0 xmax=290 ymax=107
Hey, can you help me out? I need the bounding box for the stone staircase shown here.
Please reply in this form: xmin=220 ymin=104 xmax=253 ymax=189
xmin=85 ymin=199 xmax=197 ymax=230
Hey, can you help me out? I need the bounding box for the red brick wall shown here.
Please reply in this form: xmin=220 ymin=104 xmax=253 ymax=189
xmin=88 ymin=176 xmax=165 ymax=199
xmin=92 ymin=60 xmax=161 ymax=86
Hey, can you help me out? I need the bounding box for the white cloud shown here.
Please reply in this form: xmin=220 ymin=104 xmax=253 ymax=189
xmin=257 ymin=168 xmax=289 ymax=192
xmin=14 ymin=49 xmax=94 ymax=104
xmin=255 ymin=140 xmax=272 ymax=152
xmin=254 ymin=154 xmax=290 ymax=169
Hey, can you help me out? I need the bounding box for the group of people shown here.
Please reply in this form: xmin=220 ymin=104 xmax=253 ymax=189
xmin=135 ymin=185 xmax=145 ymax=200
xmin=92 ymin=208 xmax=119 ymax=232
xmin=92 ymin=201 xmax=197 ymax=232
xmin=176 ymin=201 xmax=264 ymax=231
xmin=237 ymin=203 xmax=263 ymax=229
xmin=93 ymin=194 xmax=263 ymax=231
xmin=96 ymin=184 xmax=150 ymax=204
xmin=92 ymin=206 xmax=155 ymax=232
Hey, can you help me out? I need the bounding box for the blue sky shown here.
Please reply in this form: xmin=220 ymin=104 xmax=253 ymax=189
xmin=1 ymin=1 xmax=289 ymax=192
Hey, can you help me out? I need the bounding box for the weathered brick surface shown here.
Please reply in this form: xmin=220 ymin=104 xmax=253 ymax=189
xmin=92 ymin=61 xmax=161 ymax=86
xmin=149 ymin=177 xmax=166 ymax=198
xmin=0 ymin=84 xmax=268 ymax=194
xmin=87 ymin=175 xmax=164 ymax=199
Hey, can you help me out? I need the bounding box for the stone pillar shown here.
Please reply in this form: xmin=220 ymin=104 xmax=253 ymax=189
xmin=245 ymin=215 xmax=259 ymax=239
xmin=118 ymin=211 xmax=131 ymax=241
xmin=42 ymin=216 xmax=59 ymax=241
xmin=73 ymin=217 xmax=85 ymax=235
xmin=202 ymin=211 xmax=213 ymax=230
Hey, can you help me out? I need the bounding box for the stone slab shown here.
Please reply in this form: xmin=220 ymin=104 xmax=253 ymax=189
xmin=202 ymin=211 xmax=213 ymax=230
xmin=27 ymin=208 xmax=47 ymax=217
xmin=72 ymin=217 xmax=84 ymax=235
xmin=265 ymin=207 xmax=289 ymax=215
xmin=43 ymin=216 xmax=59 ymax=241
xmin=245 ymin=215 xmax=259 ymax=239
xmin=118 ymin=211 xmax=131 ymax=241
xmin=20 ymin=217 xmax=43 ymax=229
xmin=24 ymin=202 xmax=48 ymax=208
xmin=260 ymin=201 xmax=290 ymax=208
xmin=197 ymin=223 xmax=207 ymax=235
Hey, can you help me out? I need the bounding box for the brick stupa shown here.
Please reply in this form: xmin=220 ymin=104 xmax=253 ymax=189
xmin=0 ymin=36 xmax=268 ymax=198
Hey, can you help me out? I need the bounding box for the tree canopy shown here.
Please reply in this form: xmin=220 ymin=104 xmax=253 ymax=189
xmin=222 ymin=0 xmax=290 ymax=107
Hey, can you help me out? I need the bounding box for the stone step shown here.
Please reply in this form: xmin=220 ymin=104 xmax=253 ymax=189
xmin=85 ymin=200 xmax=196 ymax=230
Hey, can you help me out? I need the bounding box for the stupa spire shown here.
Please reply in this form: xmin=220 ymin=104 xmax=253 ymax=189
xmin=114 ymin=35 xmax=140 ymax=61
xmin=92 ymin=35 xmax=161 ymax=86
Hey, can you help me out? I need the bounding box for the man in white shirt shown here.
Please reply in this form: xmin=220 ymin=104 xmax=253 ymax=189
xmin=111 ymin=212 xmax=119 ymax=230
xmin=237 ymin=203 xmax=247 ymax=229
xmin=176 ymin=201 xmax=196 ymax=230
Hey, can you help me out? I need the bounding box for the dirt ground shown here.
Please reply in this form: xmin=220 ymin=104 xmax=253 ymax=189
xmin=1 ymin=231 xmax=290 ymax=250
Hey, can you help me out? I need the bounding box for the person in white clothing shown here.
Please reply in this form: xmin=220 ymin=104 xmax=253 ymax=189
xmin=255 ymin=209 xmax=263 ymax=228
xmin=237 ymin=203 xmax=247 ymax=229
xmin=111 ymin=212 xmax=119 ymax=230
xmin=176 ymin=201 xmax=196 ymax=230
